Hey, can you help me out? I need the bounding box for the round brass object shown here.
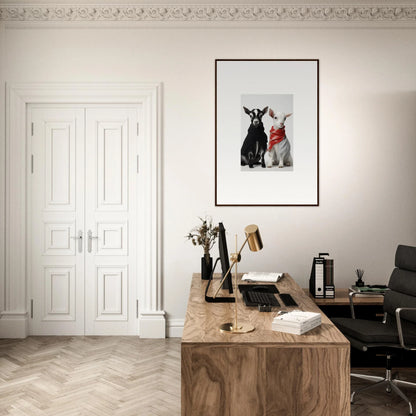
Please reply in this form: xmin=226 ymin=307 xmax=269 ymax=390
xmin=219 ymin=322 xmax=255 ymax=334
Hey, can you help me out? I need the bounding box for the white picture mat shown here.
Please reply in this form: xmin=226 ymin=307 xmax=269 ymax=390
xmin=216 ymin=60 xmax=318 ymax=206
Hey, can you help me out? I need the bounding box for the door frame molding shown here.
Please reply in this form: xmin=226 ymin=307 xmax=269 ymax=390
xmin=1 ymin=83 xmax=165 ymax=338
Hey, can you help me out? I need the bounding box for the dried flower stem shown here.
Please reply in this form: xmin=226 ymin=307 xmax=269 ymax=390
xmin=186 ymin=216 xmax=219 ymax=263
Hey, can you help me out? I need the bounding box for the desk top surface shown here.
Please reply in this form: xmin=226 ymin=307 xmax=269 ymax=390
xmin=182 ymin=273 xmax=349 ymax=346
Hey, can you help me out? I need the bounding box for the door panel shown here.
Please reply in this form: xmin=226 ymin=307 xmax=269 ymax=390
xmin=96 ymin=222 xmax=128 ymax=256
xmin=97 ymin=121 xmax=128 ymax=210
xmin=44 ymin=123 xmax=75 ymax=209
xmin=85 ymin=108 xmax=138 ymax=335
xmin=96 ymin=266 xmax=128 ymax=321
xmin=29 ymin=108 xmax=85 ymax=335
xmin=44 ymin=266 xmax=76 ymax=320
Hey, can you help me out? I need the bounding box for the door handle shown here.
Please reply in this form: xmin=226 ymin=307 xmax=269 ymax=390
xmin=87 ymin=230 xmax=99 ymax=253
xmin=71 ymin=230 xmax=83 ymax=253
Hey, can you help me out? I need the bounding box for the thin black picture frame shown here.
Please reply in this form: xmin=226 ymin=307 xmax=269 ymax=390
xmin=215 ymin=59 xmax=319 ymax=207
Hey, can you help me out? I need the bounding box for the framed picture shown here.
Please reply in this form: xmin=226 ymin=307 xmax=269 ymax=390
xmin=215 ymin=59 xmax=319 ymax=206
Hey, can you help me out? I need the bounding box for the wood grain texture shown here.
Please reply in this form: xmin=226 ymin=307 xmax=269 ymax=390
xmin=182 ymin=274 xmax=350 ymax=345
xmin=182 ymin=274 xmax=350 ymax=416
xmin=182 ymin=344 xmax=350 ymax=416
xmin=304 ymin=288 xmax=384 ymax=306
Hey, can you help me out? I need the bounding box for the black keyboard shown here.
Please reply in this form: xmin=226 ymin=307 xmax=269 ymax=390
xmin=279 ymin=293 xmax=298 ymax=307
xmin=244 ymin=291 xmax=280 ymax=307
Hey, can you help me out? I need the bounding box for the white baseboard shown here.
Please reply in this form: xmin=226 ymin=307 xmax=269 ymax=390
xmin=139 ymin=310 xmax=166 ymax=338
xmin=0 ymin=311 xmax=184 ymax=339
xmin=0 ymin=313 xmax=28 ymax=338
xmin=167 ymin=319 xmax=184 ymax=338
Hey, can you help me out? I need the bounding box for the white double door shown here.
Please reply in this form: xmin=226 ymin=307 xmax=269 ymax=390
xmin=29 ymin=105 xmax=140 ymax=335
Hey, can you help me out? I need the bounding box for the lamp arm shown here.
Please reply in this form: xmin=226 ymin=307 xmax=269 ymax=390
xmin=213 ymin=236 xmax=249 ymax=299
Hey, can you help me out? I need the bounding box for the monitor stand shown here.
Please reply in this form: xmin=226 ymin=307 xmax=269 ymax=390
xmin=205 ymin=258 xmax=235 ymax=303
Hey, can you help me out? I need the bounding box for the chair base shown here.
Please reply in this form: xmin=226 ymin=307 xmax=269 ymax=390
xmin=351 ymin=365 xmax=416 ymax=415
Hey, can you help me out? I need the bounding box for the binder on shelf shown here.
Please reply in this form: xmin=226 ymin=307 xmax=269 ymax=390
xmin=324 ymin=258 xmax=335 ymax=299
xmin=309 ymin=253 xmax=335 ymax=299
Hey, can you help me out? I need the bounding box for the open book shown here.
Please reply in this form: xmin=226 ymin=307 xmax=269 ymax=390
xmin=242 ymin=272 xmax=283 ymax=283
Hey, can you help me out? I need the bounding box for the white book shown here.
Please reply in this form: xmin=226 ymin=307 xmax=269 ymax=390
xmin=272 ymin=321 xmax=321 ymax=335
xmin=272 ymin=311 xmax=321 ymax=335
xmin=242 ymin=272 xmax=283 ymax=283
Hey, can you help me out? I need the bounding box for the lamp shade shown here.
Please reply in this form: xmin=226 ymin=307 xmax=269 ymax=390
xmin=244 ymin=224 xmax=263 ymax=252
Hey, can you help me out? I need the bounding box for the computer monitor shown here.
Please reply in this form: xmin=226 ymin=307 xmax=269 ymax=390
xmin=204 ymin=222 xmax=235 ymax=303
xmin=218 ymin=222 xmax=233 ymax=293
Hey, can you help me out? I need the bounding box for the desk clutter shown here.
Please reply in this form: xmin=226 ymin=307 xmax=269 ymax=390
xmin=272 ymin=310 xmax=322 ymax=335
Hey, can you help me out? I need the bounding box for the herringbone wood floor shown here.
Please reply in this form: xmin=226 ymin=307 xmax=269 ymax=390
xmin=1 ymin=337 xmax=416 ymax=415
xmin=0 ymin=337 xmax=180 ymax=416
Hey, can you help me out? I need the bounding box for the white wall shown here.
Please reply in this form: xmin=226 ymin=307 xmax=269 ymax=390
xmin=1 ymin=21 xmax=416 ymax=329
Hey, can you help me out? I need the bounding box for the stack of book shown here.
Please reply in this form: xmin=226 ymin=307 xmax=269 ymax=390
xmin=350 ymin=285 xmax=389 ymax=294
xmin=272 ymin=311 xmax=321 ymax=335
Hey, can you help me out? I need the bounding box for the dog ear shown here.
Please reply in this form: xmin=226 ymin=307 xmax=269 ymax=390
xmin=262 ymin=107 xmax=268 ymax=115
xmin=269 ymin=108 xmax=275 ymax=118
xmin=285 ymin=113 xmax=293 ymax=118
xmin=243 ymin=106 xmax=251 ymax=115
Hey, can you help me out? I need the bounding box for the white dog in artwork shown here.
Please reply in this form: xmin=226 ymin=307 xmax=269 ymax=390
xmin=264 ymin=108 xmax=293 ymax=168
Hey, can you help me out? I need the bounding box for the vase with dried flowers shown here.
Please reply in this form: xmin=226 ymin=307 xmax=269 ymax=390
xmin=186 ymin=217 xmax=219 ymax=280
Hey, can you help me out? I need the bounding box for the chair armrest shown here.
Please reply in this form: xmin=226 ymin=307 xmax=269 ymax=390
xmin=348 ymin=290 xmax=386 ymax=319
xmin=395 ymin=307 xmax=416 ymax=351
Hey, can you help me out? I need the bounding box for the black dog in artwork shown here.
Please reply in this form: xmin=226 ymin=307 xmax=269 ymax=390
xmin=241 ymin=106 xmax=268 ymax=168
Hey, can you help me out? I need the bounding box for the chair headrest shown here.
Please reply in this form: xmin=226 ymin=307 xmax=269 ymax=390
xmin=395 ymin=245 xmax=416 ymax=272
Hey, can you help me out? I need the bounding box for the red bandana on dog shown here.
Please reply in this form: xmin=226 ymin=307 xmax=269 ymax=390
xmin=268 ymin=126 xmax=286 ymax=151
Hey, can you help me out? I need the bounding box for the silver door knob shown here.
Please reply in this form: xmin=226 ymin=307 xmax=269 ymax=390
xmin=70 ymin=230 xmax=83 ymax=253
xmin=87 ymin=230 xmax=98 ymax=253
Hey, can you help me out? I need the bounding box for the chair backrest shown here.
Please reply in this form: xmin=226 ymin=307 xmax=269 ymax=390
xmin=384 ymin=245 xmax=416 ymax=324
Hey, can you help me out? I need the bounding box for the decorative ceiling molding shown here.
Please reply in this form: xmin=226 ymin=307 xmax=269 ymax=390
xmin=0 ymin=4 xmax=415 ymax=22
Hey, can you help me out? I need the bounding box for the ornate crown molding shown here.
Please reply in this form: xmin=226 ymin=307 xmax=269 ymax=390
xmin=0 ymin=4 xmax=415 ymax=22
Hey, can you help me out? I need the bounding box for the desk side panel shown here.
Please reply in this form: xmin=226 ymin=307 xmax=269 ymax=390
xmin=265 ymin=345 xmax=350 ymax=415
xmin=181 ymin=344 xmax=265 ymax=416
xmin=181 ymin=343 xmax=350 ymax=416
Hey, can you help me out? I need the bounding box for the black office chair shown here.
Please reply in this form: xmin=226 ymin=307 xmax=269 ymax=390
xmin=332 ymin=244 xmax=416 ymax=416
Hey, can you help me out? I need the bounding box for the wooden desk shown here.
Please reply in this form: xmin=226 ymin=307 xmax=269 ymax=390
xmin=181 ymin=274 xmax=350 ymax=416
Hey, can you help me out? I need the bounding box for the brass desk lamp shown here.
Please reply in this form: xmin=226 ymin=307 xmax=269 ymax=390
xmin=213 ymin=224 xmax=263 ymax=333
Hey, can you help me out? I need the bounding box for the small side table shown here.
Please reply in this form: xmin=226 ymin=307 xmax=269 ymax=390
xmin=303 ymin=288 xmax=384 ymax=320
